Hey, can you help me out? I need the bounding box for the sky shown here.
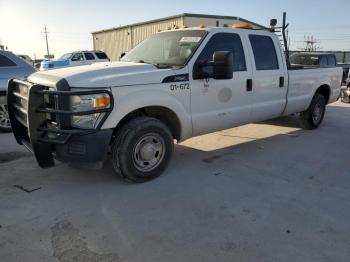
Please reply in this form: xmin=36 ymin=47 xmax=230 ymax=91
xmin=1 ymin=0 xmax=349 ymax=59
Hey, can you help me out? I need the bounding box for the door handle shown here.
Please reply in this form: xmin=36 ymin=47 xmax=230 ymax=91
xmin=247 ymin=79 xmax=253 ymax=92
xmin=279 ymin=76 xmax=284 ymax=88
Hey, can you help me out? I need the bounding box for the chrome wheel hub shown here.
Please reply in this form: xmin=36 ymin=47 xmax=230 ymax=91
xmin=0 ymin=105 xmax=10 ymax=129
xmin=133 ymin=134 xmax=165 ymax=172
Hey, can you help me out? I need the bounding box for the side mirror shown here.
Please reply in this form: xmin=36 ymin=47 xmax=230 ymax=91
xmin=120 ymin=52 xmax=127 ymax=60
xmin=193 ymin=51 xmax=233 ymax=80
xmin=212 ymin=51 xmax=233 ymax=80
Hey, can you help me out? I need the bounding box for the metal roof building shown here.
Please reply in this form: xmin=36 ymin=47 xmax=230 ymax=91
xmin=92 ymin=13 xmax=266 ymax=61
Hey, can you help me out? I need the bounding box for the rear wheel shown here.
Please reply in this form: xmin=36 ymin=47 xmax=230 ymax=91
xmin=0 ymin=104 xmax=11 ymax=132
xmin=111 ymin=117 xmax=174 ymax=183
xmin=299 ymin=93 xmax=326 ymax=130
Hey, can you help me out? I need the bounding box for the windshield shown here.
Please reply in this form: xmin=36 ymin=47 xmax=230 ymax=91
xmin=290 ymin=53 xmax=320 ymax=66
xmin=59 ymin=53 xmax=72 ymax=60
xmin=122 ymin=30 xmax=207 ymax=67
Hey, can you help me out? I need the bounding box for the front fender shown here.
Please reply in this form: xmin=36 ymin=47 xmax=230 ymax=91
xmin=102 ymin=87 xmax=192 ymax=141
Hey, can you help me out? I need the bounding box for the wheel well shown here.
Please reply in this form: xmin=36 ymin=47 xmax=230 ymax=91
xmin=315 ymin=85 xmax=330 ymax=103
xmin=115 ymin=106 xmax=181 ymax=141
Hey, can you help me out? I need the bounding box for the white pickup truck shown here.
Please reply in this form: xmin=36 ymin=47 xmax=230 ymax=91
xmin=8 ymin=25 xmax=342 ymax=182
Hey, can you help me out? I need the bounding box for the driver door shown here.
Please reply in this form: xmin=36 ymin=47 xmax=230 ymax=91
xmin=190 ymin=32 xmax=254 ymax=136
xmin=70 ymin=52 xmax=85 ymax=66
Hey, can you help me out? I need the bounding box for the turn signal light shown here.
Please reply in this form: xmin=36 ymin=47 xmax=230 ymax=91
xmin=232 ymin=22 xmax=253 ymax=29
xmin=95 ymin=97 xmax=111 ymax=109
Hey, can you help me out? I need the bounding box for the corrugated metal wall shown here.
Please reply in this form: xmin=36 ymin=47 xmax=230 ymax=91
xmin=93 ymin=17 xmax=350 ymax=63
xmin=132 ymin=17 xmax=183 ymax=47
xmin=93 ymin=27 xmax=131 ymax=61
xmin=93 ymin=17 xmax=183 ymax=61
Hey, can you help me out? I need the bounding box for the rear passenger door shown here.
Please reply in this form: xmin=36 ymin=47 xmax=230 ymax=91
xmin=247 ymin=33 xmax=288 ymax=122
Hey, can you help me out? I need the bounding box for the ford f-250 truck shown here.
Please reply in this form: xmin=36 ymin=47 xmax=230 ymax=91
xmin=8 ymin=22 xmax=342 ymax=182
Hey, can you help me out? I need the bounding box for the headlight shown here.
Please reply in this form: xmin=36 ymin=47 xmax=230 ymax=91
xmin=70 ymin=93 xmax=111 ymax=129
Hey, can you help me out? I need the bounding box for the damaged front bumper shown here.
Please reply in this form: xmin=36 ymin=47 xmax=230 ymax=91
xmin=7 ymin=79 xmax=114 ymax=168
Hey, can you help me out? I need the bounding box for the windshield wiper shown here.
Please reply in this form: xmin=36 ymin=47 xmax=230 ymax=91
xmin=136 ymin=60 xmax=173 ymax=69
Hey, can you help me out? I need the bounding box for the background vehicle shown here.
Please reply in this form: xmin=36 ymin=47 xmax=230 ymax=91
xmin=17 ymin=54 xmax=34 ymax=66
xmin=0 ymin=51 xmax=35 ymax=132
xmin=290 ymin=52 xmax=337 ymax=68
xmin=40 ymin=51 xmax=109 ymax=71
xmin=33 ymin=59 xmax=44 ymax=70
xmin=290 ymin=52 xmax=350 ymax=83
xmin=340 ymin=78 xmax=350 ymax=103
xmin=8 ymin=16 xmax=342 ymax=182
xmin=338 ymin=63 xmax=350 ymax=85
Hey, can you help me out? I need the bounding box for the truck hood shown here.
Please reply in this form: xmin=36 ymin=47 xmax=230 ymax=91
xmin=29 ymin=62 xmax=175 ymax=88
xmin=42 ymin=59 xmax=69 ymax=67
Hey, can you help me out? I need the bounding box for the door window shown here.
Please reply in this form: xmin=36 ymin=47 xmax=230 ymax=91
xmin=327 ymin=55 xmax=336 ymax=66
xmin=0 ymin=54 xmax=16 ymax=67
xmin=71 ymin=53 xmax=84 ymax=61
xmin=249 ymin=35 xmax=279 ymax=70
xmin=196 ymin=33 xmax=247 ymax=76
xmin=95 ymin=52 xmax=108 ymax=59
xmin=84 ymin=52 xmax=95 ymax=60
xmin=319 ymin=56 xmax=328 ymax=66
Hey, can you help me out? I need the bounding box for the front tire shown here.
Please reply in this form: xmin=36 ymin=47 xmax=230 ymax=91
xmin=0 ymin=104 xmax=11 ymax=132
xmin=299 ymin=93 xmax=326 ymax=130
xmin=111 ymin=117 xmax=174 ymax=183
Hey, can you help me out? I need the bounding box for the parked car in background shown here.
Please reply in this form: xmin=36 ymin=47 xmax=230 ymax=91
xmin=290 ymin=52 xmax=350 ymax=84
xmin=340 ymin=78 xmax=350 ymax=103
xmin=40 ymin=51 xmax=109 ymax=71
xmin=17 ymin=54 xmax=33 ymax=66
xmin=0 ymin=51 xmax=36 ymax=131
xmin=290 ymin=52 xmax=337 ymax=68
xmin=338 ymin=63 xmax=350 ymax=84
xmin=33 ymin=59 xmax=44 ymax=70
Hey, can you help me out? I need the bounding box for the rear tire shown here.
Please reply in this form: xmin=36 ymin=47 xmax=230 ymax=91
xmin=0 ymin=104 xmax=11 ymax=132
xmin=111 ymin=117 xmax=174 ymax=183
xmin=299 ymin=93 xmax=326 ymax=130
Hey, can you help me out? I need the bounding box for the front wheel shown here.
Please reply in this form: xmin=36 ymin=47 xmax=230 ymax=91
xmin=299 ymin=93 xmax=326 ymax=130
xmin=0 ymin=104 xmax=11 ymax=132
xmin=111 ymin=117 xmax=174 ymax=183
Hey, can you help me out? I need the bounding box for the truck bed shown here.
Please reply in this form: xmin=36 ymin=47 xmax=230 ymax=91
xmin=284 ymin=66 xmax=343 ymax=115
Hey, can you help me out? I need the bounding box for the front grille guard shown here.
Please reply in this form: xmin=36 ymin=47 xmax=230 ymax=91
xmin=7 ymin=79 xmax=114 ymax=167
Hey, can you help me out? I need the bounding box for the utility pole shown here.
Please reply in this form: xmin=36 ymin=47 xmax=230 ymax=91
xmin=42 ymin=25 xmax=50 ymax=58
